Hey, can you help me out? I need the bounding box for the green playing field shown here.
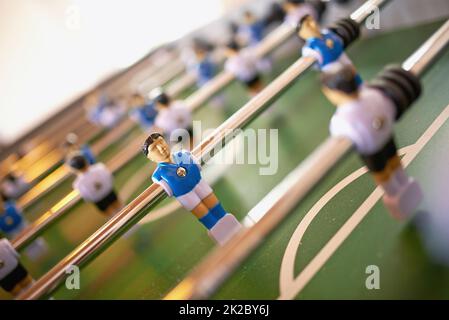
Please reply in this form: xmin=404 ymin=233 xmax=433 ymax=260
xmin=3 ymin=19 xmax=448 ymax=300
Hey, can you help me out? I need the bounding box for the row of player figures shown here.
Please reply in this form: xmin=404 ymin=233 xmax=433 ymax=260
xmin=84 ymin=0 xmax=328 ymax=131
xmin=0 ymin=0 xmax=424 ymax=298
xmin=0 ymin=0 xmax=325 ymax=297
xmin=0 ymin=0 xmax=327 ymax=203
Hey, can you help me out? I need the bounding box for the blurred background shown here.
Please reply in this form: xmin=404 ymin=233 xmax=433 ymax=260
xmin=1 ymin=0 xmax=449 ymax=153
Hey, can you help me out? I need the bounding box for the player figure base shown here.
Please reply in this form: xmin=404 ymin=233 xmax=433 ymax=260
xmin=383 ymin=178 xmax=423 ymax=220
xmin=208 ymin=214 xmax=243 ymax=246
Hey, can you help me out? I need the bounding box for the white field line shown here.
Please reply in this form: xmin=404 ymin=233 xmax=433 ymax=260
xmin=278 ymin=103 xmax=449 ymax=300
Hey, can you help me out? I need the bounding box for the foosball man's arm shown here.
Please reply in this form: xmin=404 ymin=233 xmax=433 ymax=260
xmin=328 ymin=17 xmax=360 ymax=49
xmin=369 ymin=65 xmax=422 ymax=120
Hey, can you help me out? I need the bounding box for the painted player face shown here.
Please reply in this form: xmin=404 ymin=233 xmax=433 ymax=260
xmin=130 ymin=95 xmax=145 ymax=108
xmin=244 ymin=12 xmax=255 ymax=24
xmin=322 ymin=86 xmax=354 ymax=107
xmin=298 ymin=16 xmax=321 ymax=40
xmin=282 ymin=2 xmax=295 ymax=13
xmin=224 ymin=47 xmax=237 ymax=57
xmin=0 ymin=197 xmax=4 ymax=212
xmin=147 ymin=136 xmax=171 ymax=163
xmin=194 ymin=48 xmax=206 ymax=60
xmin=155 ymin=101 xmax=168 ymax=111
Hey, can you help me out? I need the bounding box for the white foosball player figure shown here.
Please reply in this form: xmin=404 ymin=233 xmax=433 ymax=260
xmin=142 ymin=133 xmax=242 ymax=245
xmin=67 ymin=153 xmax=122 ymax=217
xmin=151 ymin=89 xmax=194 ymax=148
xmin=282 ymin=0 xmax=319 ymax=27
xmin=0 ymin=238 xmax=34 ymax=297
xmin=85 ymin=93 xmax=126 ymax=129
xmin=237 ymin=11 xmax=273 ymax=73
xmin=0 ymin=172 xmax=29 ymax=201
xmin=320 ymin=64 xmax=423 ymax=219
xmin=224 ymin=40 xmax=264 ymax=97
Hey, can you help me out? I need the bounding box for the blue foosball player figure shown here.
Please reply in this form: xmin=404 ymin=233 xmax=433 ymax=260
xmin=238 ymin=11 xmax=265 ymax=47
xmin=224 ymin=40 xmax=264 ymax=97
xmin=297 ymin=14 xmax=363 ymax=86
xmin=282 ymin=0 xmax=319 ymax=27
xmin=192 ymin=42 xmax=226 ymax=109
xmin=142 ymin=133 xmax=242 ymax=245
xmin=237 ymin=10 xmax=273 ymax=73
xmin=64 ymin=133 xmax=96 ymax=165
xmin=86 ymin=94 xmax=126 ymax=129
xmin=0 ymin=197 xmax=49 ymax=261
xmin=128 ymin=93 xmax=158 ymax=132
xmin=192 ymin=45 xmax=218 ymax=88
xmin=0 ymin=197 xmax=24 ymax=239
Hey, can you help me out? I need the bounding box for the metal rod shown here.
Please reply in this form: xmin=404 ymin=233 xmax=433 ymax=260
xmin=16 ymin=0 xmax=390 ymax=300
xmin=13 ymin=52 xmax=310 ymax=261
xmin=402 ymin=19 xmax=449 ymax=75
xmin=137 ymin=59 xmax=186 ymax=95
xmin=17 ymin=54 xmax=190 ymax=210
xmin=13 ymin=191 xmax=81 ymax=251
xmin=14 ymin=19 xmax=302 ymax=248
xmin=350 ymin=0 xmax=386 ymax=24
xmin=13 ymin=18 xmax=294 ymax=250
xmin=185 ymin=22 xmax=297 ymax=112
xmin=164 ymin=17 xmax=449 ymax=301
xmin=19 ymin=18 xmax=299 ymax=211
xmin=16 ymin=37 xmax=311 ymax=302
xmin=12 ymin=132 xmax=147 ymax=251
xmin=18 ymin=119 xmax=137 ymax=210
xmin=12 ymin=19 xmax=298 ymax=254
xmin=165 ymin=138 xmax=353 ymax=300
xmin=13 ymin=56 xmax=183 ymax=199
xmin=166 ymin=72 xmax=197 ymax=97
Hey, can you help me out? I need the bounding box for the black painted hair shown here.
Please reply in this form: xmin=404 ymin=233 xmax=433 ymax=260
xmin=150 ymin=88 xmax=170 ymax=106
xmin=67 ymin=153 xmax=88 ymax=170
xmin=226 ymin=39 xmax=240 ymax=52
xmin=243 ymin=10 xmax=254 ymax=19
xmin=154 ymin=92 xmax=170 ymax=106
xmin=320 ymin=65 xmax=359 ymax=94
xmin=285 ymin=0 xmax=305 ymax=5
xmin=142 ymin=133 xmax=164 ymax=157
xmin=193 ymin=38 xmax=214 ymax=53
xmin=132 ymin=92 xmax=143 ymax=99
xmin=296 ymin=14 xmax=313 ymax=34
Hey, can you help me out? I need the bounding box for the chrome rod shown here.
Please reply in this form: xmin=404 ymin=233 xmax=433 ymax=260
xmin=17 ymin=0 xmax=392 ymax=300
xmin=164 ymin=16 xmax=449 ymax=301
xmin=165 ymin=137 xmax=353 ymax=300
xmin=12 ymin=133 xmax=147 ymax=251
xmin=185 ymin=22 xmax=297 ymax=112
xmin=402 ymin=19 xmax=449 ymax=76
xmin=11 ymin=18 xmax=302 ymax=256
